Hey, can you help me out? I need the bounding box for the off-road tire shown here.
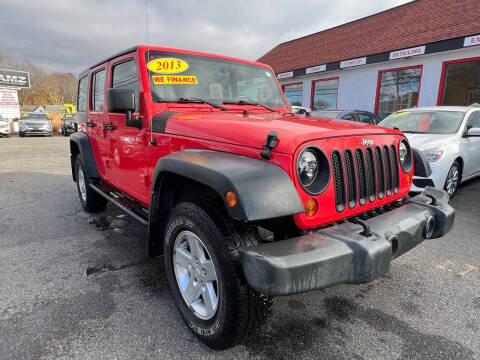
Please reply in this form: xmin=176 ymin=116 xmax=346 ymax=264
xmin=163 ymin=201 xmax=273 ymax=350
xmin=75 ymin=156 xmax=107 ymax=213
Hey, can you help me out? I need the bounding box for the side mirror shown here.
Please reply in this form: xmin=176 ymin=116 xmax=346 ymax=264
xmin=466 ymin=127 xmax=480 ymax=136
xmin=106 ymin=88 xmax=142 ymax=130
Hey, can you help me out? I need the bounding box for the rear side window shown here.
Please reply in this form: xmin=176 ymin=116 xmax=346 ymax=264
xmin=92 ymin=69 xmax=106 ymax=111
xmin=341 ymin=113 xmax=356 ymax=121
xmin=77 ymin=76 xmax=88 ymax=112
xmin=112 ymin=59 xmax=139 ymax=112
xmin=357 ymin=113 xmax=375 ymax=124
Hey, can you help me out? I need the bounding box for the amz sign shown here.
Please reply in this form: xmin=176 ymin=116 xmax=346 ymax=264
xmin=0 ymin=69 xmax=31 ymax=89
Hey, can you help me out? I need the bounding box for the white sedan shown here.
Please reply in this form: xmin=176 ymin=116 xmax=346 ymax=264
xmin=379 ymin=105 xmax=480 ymax=197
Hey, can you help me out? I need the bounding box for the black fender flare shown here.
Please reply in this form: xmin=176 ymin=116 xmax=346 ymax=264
xmin=412 ymin=148 xmax=432 ymax=178
xmin=149 ymin=149 xmax=304 ymax=221
xmin=69 ymin=132 xmax=100 ymax=181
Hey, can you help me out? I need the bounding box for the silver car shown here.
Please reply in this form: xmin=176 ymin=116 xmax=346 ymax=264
xmin=18 ymin=112 xmax=53 ymax=137
xmin=0 ymin=114 xmax=11 ymax=137
xmin=380 ymin=105 xmax=480 ymax=197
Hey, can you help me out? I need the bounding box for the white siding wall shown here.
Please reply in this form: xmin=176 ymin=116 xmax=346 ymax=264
xmin=279 ymin=46 xmax=480 ymax=112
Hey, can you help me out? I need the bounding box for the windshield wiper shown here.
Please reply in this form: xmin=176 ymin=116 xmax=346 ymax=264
xmin=222 ymin=100 xmax=277 ymax=112
xmin=401 ymin=130 xmax=426 ymax=134
xmin=158 ymin=97 xmax=227 ymax=111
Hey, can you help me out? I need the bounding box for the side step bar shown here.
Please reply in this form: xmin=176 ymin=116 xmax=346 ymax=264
xmin=89 ymin=183 xmax=149 ymax=226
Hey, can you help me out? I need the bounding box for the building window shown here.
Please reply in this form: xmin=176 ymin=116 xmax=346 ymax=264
xmin=375 ymin=66 xmax=422 ymax=119
xmin=438 ymin=57 xmax=480 ymax=106
xmin=311 ymin=77 xmax=338 ymax=110
xmin=282 ymin=82 xmax=303 ymax=106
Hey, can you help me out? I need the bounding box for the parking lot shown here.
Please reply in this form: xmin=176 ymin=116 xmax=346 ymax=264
xmin=0 ymin=136 xmax=479 ymax=359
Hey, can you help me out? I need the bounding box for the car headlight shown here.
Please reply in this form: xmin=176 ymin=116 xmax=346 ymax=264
xmin=398 ymin=139 xmax=412 ymax=172
xmin=298 ymin=150 xmax=318 ymax=186
xmin=297 ymin=146 xmax=330 ymax=195
xmin=422 ymin=148 xmax=444 ymax=162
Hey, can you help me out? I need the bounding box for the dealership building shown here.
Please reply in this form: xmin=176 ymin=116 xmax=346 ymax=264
xmin=258 ymin=0 xmax=480 ymax=119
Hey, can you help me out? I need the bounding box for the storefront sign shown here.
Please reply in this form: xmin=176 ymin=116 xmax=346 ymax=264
xmin=306 ymin=64 xmax=326 ymax=74
xmin=389 ymin=45 xmax=425 ymax=60
xmin=0 ymin=69 xmax=30 ymax=89
xmin=277 ymin=71 xmax=293 ymax=79
xmin=0 ymin=89 xmax=21 ymax=119
xmin=464 ymin=34 xmax=480 ymax=47
xmin=340 ymin=57 xmax=366 ymax=68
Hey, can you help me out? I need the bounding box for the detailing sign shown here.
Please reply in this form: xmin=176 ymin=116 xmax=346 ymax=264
xmin=0 ymin=89 xmax=21 ymax=119
xmin=389 ymin=45 xmax=425 ymax=60
xmin=0 ymin=69 xmax=30 ymax=89
xmin=306 ymin=64 xmax=326 ymax=74
xmin=340 ymin=57 xmax=367 ymax=68
xmin=277 ymin=71 xmax=293 ymax=79
xmin=464 ymin=34 xmax=480 ymax=47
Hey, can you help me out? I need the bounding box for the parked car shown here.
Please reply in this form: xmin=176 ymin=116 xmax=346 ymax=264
xmin=18 ymin=112 xmax=53 ymax=137
xmin=61 ymin=113 xmax=78 ymax=136
xmin=311 ymin=109 xmax=382 ymax=124
xmin=70 ymin=45 xmax=453 ymax=350
xmin=379 ymin=105 xmax=480 ymax=197
xmin=291 ymin=105 xmax=311 ymax=115
xmin=0 ymin=114 xmax=11 ymax=137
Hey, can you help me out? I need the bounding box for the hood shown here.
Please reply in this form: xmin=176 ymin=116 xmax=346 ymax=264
xmin=163 ymin=111 xmax=402 ymax=154
xmin=404 ymin=133 xmax=457 ymax=151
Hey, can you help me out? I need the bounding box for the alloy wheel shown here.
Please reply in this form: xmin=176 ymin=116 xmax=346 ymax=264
xmin=173 ymin=230 xmax=219 ymax=320
xmin=445 ymin=165 xmax=459 ymax=196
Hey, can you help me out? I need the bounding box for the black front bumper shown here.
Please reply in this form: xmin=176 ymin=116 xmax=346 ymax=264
xmin=239 ymin=187 xmax=454 ymax=296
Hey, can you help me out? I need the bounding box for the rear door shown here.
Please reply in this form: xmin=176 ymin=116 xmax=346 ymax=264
xmin=106 ymin=55 xmax=149 ymax=203
xmin=86 ymin=67 xmax=110 ymax=180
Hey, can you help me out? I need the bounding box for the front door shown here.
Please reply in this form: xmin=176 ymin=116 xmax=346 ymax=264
xmin=105 ymin=56 xmax=149 ymax=204
xmin=461 ymin=110 xmax=480 ymax=178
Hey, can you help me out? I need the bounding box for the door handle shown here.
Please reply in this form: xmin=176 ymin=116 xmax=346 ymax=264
xmin=86 ymin=121 xmax=95 ymax=127
xmin=103 ymin=124 xmax=115 ymax=130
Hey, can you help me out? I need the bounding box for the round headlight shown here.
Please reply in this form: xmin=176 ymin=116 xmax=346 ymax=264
xmin=296 ymin=146 xmax=330 ymax=195
xmin=398 ymin=139 xmax=412 ymax=172
xmin=298 ymin=150 xmax=318 ymax=186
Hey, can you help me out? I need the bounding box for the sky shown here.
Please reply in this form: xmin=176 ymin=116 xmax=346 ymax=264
xmin=0 ymin=0 xmax=411 ymax=76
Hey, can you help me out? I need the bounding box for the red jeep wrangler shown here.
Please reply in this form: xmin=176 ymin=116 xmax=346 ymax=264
xmin=70 ymin=45 xmax=454 ymax=349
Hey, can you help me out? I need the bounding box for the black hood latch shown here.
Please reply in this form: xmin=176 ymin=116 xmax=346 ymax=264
xmin=260 ymin=131 xmax=278 ymax=160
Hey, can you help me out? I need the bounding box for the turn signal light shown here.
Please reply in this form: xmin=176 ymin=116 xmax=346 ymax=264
xmin=305 ymin=198 xmax=318 ymax=218
xmin=406 ymin=174 xmax=412 ymax=187
xmin=225 ymin=191 xmax=237 ymax=207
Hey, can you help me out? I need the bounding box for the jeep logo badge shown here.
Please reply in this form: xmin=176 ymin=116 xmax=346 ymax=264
xmin=361 ymin=138 xmax=374 ymax=146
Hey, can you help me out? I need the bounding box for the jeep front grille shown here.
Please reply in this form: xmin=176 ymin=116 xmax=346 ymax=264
xmin=331 ymin=145 xmax=399 ymax=212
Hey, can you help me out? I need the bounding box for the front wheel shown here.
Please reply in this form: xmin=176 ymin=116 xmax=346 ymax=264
xmin=163 ymin=201 xmax=272 ymax=350
xmin=444 ymin=161 xmax=461 ymax=198
xmin=75 ymin=156 xmax=107 ymax=212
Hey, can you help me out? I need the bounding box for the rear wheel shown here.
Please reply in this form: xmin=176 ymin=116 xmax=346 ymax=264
xmin=75 ymin=156 xmax=107 ymax=212
xmin=163 ymin=201 xmax=272 ymax=349
xmin=444 ymin=161 xmax=461 ymax=198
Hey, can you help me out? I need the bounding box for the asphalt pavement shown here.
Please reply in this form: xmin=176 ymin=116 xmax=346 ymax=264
xmin=1 ymin=136 xmax=479 ymax=360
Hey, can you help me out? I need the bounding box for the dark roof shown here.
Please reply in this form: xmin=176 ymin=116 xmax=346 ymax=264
xmin=258 ymin=0 xmax=480 ymax=73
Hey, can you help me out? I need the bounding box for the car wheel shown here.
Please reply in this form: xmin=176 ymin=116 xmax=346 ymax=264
xmin=163 ymin=201 xmax=273 ymax=350
xmin=444 ymin=161 xmax=461 ymax=198
xmin=19 ymin=132 xmax=25 ymax=137
xmin=75 ymin=156 xmax=108 ymax=212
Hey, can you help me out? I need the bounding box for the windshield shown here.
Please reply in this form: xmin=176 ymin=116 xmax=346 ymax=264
xmin=21 ymin=113 xmax=48 ymax=120
xmin=147 ymin=51 xmax=286 ymax=109
xmin=380 ymin=111 xmax=465 ymax=134
xmin=311 ymin=110 xmax=341 ymax=118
